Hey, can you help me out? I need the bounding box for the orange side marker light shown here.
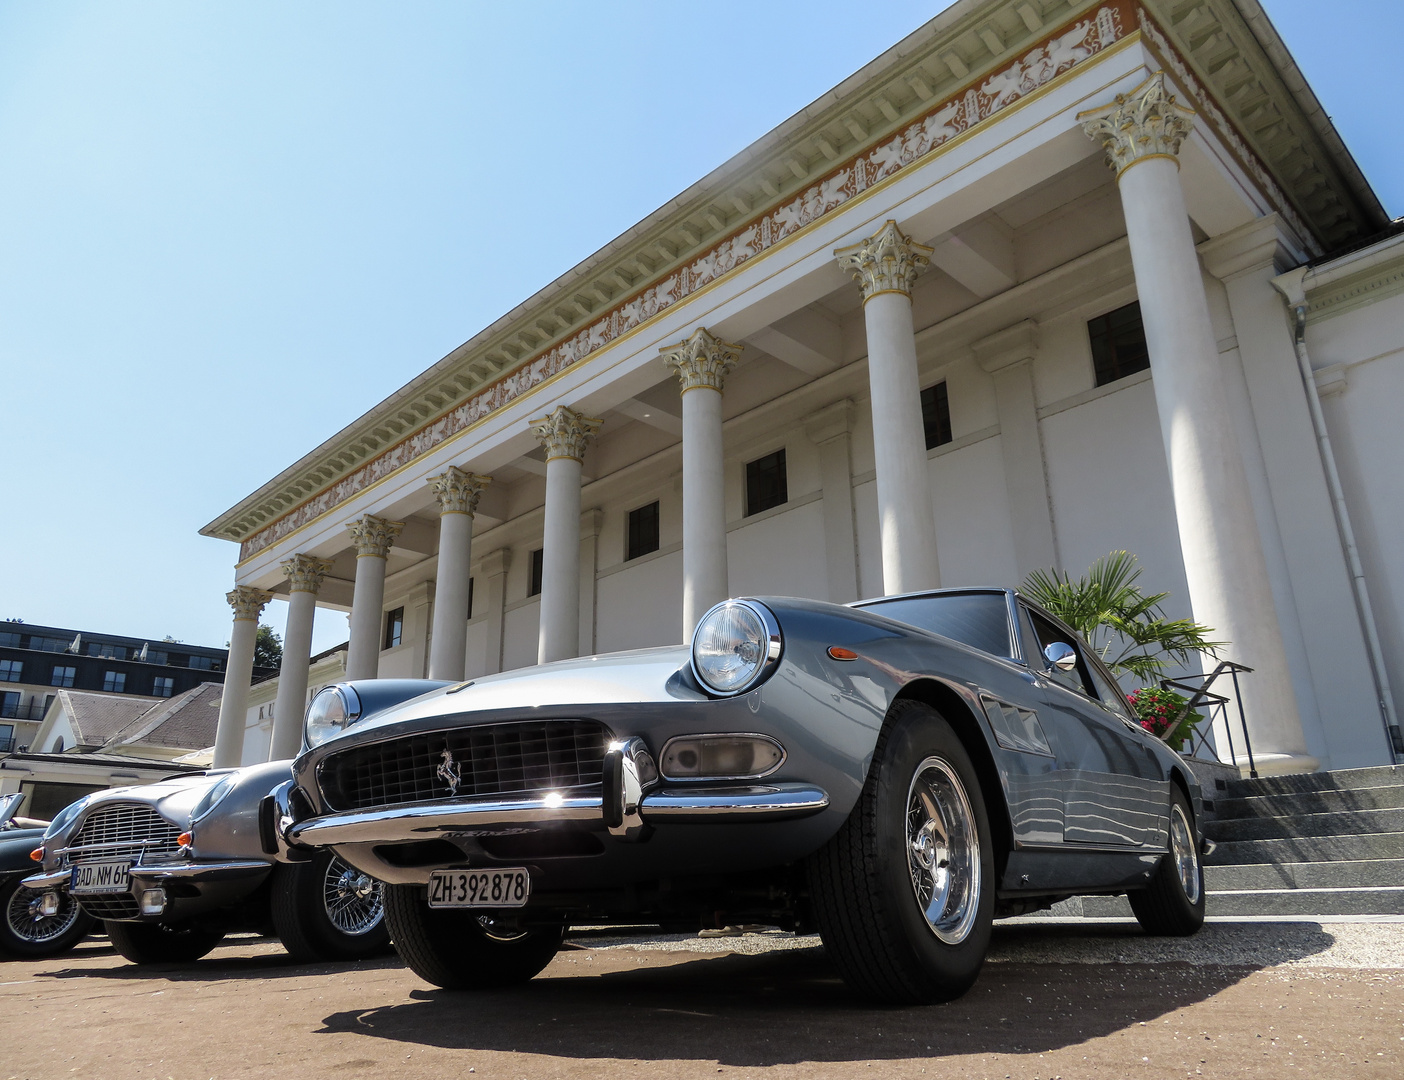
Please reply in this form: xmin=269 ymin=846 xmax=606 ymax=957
xmin=827 ymin=646 xmax=859 ymax=661
xmin=29 ymin=848 xmax=43 ymax=863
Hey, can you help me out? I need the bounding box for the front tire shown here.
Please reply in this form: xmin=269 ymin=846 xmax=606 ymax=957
xmin=1129 ymin=787 xmax=1206 ymax=936
xmin=807 ymin=699 xmax=995 ymax=1004
xmin=0 ymin=876 xmax=95 ymax=959
xmin=105 ymin=920 xmax=225 ymax=964
xmin=383 ymin=883 xmax=563 ymax=990
xmin=271 ymin=851 xmax=388 ymax=962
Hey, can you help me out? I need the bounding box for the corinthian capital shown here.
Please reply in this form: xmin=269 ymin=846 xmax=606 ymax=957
xmin=429 ymin=466 xmax=491 ymax=516
xmin=346 ymin=514 xmax=404 ymax=558
xmin=530 ymin=406 xmax=602 ymax=463
xmin=280 ymin=553 xmax=333 ymax=594
xmin=1078 ymin=72 xmax=1195 ymax=177
xmin=226 ymin=585 xmax=273 ymax=622
xmin=834 ymin=220 xmax=933 ymax=303
xmin=659 ymin=327 xmax=742 ymax=395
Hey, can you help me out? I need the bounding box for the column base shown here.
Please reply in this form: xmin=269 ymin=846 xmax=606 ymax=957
xmin=1233 ymin=752 xmax=1320 ymax=778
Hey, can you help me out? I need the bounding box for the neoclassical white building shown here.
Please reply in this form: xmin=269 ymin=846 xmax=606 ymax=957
xmin=203 ymin=0 xmax=1403 ymax=776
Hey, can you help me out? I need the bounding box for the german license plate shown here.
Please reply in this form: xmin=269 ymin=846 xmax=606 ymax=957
xmin=70 ymin=860 xmax=131 ymax=895
xmin=428 ymin=867 xmax=530 ymax=909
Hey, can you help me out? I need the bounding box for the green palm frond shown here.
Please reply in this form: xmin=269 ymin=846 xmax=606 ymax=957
xmin=1023 ymin=551 xmax=1223 ymax=682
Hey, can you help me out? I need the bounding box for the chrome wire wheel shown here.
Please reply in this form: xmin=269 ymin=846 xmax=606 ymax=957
xmin=1169 ymin=802 xmax=1202 ymax=905
xmin=476 ymin=915 xmax=530 ymax=943
xmin=906 ymin=755 xmax=982 ymax=945
xmin=5 ymin=884 xmax=79 ymax=946
xmin=322 ymin=856 xmax=384 ymax=936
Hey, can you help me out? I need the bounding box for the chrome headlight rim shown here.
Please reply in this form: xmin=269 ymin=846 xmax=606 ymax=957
xmin=190 ymin=772 xmax=240 ymax=824
xmin=689 ymin=599 xmax=783 ymax=697
xmin=304 ymin=684 xmax=363 ymax=749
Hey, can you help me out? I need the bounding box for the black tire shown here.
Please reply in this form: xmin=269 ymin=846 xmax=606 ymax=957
xmin=105 ymin=920 xmax=225 ymax=964
xmin=807 ymin=699 xmax=996 ymax=1004
xmin=271 ymin=850 xmax=389 ymax=962
xmin=0 ymin=875 xmax=95 ymax=959
xmin=383 ymin=882 xmax=564 ymax=990
xmin=1129 ymin=787 xmax=1206 ymax=936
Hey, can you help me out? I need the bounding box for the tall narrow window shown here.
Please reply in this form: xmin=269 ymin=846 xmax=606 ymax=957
xmin=466 ymin=577 xmax=475 ymax=620
xmin=528 ymin=549 xmax=545 ymax=597
xmin=921 ymin=380 xmax=952 ymax=449
xmin=627 ymin=501 xmax=661 ymax=561
xmin=51 ymin=666 xmax=75 ymax=688
xmin=383 ymin=607 xmax=404 ymax=649
xmin=745 ymin=448 xmax=788 ymax=516
xmin=0 ymin=660 xmax=21 ymax=683
xmin=102 ymin=671 xmax=126 ymax=693
xmin=152 ymin=676 xmax=174 ymax=698
xmin=1088 ymin=301 xmax=1151 ymax=386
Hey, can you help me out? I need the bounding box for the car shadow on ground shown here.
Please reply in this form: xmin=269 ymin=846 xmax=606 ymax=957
xmin=27 ymin=936 xmax=404 ymax=983
xmin=312 ymin=924 xmax=1336 ymax=1067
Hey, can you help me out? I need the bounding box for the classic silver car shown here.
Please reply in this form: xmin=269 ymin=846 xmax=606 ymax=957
xmin=278 ymin=589 xmax=1210 ymax=1004
xmin=25 ymin=761 xmax=387 ymax=964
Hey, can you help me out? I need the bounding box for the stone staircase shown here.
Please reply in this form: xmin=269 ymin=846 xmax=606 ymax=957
xmin=1075 ymin=764 xmax=1404 ymax=919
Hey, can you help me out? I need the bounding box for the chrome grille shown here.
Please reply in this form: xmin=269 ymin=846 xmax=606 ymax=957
xmin=75 ymin=895 xmax=140 ymax=920
xmin=320 ymin=720 xmax=609 ymax=812
xmin=68 ymin=802 xmax=182 ymax=864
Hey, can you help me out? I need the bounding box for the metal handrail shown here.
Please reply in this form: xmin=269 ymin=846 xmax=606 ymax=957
xmin=1159 ymin=660 xmax=1257 ymax=777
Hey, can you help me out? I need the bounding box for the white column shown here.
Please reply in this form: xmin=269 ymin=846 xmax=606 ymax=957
xmin=269 ymin=554 xmax=331 ymax=761
xmin=343 ymin=514 xmax=403 ymax=681
xmin=530 ymin=406 xmax=601 ymax=663
xmin=805 ymin=399 xmax=861 ymax=603
xmin=427 ymin=467 xmax=490 ymax=681
xmin=477 ymin=547 xmax=511 ymax=675
xmin=661 ymin=327 xmax=739 ymax=638
xmin=213 ymin=586 xmax=271 ymax=769
xmin=973 ymin=320 xmax=1058 ymax=579
xmin=835 ymin=220 xmax=940 ymax=594
xmin=1080 ymin=73 xmax=1314 ymax=773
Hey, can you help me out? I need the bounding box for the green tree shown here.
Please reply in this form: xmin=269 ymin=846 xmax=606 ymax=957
xmin=254 ymin=624 xmax=283 ymax=670
xmin=1022 ymin=550 xmax=1222 ymax=685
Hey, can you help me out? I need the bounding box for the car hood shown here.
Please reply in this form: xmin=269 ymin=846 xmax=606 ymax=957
xmin=71 ymin=772 xmax=229 ymax=831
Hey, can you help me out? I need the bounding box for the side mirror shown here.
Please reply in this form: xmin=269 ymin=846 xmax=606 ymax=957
xmin=1043 ymin=641 xmax=1078 ymax=674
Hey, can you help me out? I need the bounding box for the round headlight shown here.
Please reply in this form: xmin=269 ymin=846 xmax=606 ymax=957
xmin=191 ymin=773 xmax=239 ymax=822
xmin=43 ymin=796 xmax=89 ymax=840
xmin=690 ymin=600 xmax=782 ymax=695
xmin=304 ymin=685 xmax=362 ymax=749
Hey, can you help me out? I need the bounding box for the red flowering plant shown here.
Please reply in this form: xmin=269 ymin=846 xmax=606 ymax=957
xmin=1126 ymin=686 xmax=1204 ymax=753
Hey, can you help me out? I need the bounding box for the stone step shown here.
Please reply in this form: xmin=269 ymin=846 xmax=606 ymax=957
xmin=1206 ymin=831 xmax=1404 ymax=865
xmin=1227 ymin=764 xmax=1402 ymax=798
xmin=1078 ymin=885 xmax=1404 ymax=918
xmin=1205 ymin=858 xmax=1404 ymax=891
xmin=1215 ymin=784 xmax=1404 ymax=819
xmin=1206 ymin=807 xmax=1404 ymax=842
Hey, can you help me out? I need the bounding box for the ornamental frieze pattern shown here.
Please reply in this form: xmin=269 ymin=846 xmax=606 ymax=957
xmin=241 ymin=2 xmax=1136 ymax=562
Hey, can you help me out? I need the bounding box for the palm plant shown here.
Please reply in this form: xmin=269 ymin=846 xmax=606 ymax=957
xmin=1021 ymin=550 xmax=1223 ymax=684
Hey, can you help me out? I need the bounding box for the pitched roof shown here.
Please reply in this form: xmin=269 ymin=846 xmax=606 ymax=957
xmin=103 ymin=683 xmax=224 ymax=752
xmin=55 ymin=690 xmax=165 ymax=748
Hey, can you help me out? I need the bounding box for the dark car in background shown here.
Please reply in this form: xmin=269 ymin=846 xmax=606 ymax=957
xmin=0 ymin=792 xmax=95 ymax=958
xmin=276 ymin=588 xmax=1209 ymax=1004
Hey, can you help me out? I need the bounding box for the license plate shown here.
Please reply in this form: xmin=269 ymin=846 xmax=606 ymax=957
xmin=70 ymin=860 xmax=131 ymax=895
xmin=428 ymin=867 xmax=530 ymax=909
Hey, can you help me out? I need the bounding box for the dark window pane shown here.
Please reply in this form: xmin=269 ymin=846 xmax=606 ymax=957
xmin=383 ymin=607 xmax=404 ymax=650
xmin=0 ymin=660 xmax=21 ymax=682
xmin=51 ymin=666 xmax=75 ymax=688
xmin=745 ymin=449 xmax=788 ymax=516
xmin=152 ymin=676 xmax=174 ymax=698
xmin=20 ymin=781 xmax=108 ymax=821
xmin=1088 ymin=300 xmax=1151 ymax=386
xmin=466 ymin=578 xmax=474 ymax=621
xmin=859 ymin=592 xmax=1013 ymax=659
xmin=529 ymin=549 xmax=544 ymax=597
xmin=627 ymin=501 xmax=661 ymax=561
xmin=102 ymin=671 xmax=126 ymax=693
xmin=921 ymin=381 xmax=952 ymax=449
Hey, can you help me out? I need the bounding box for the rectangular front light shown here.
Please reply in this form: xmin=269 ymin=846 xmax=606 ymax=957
xmin=39 ymin=892 xmax=61 ymax=917
xmin=139 ymin=888 xmax=166 ymax=916
xmin=660 ymin=735 xmax=784 ymax=780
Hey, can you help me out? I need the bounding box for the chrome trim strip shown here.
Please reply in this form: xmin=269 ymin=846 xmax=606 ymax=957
xmin=19 ymin=870 xmax=69 ymax=891
xmin=129 ymin=860 xmax=270 ymax=880
xmin=288 ymin=782 xmax=831 ymax=847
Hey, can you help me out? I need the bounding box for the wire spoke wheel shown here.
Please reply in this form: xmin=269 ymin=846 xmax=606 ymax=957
xmin=322 ymin=856 xmax=384 ymax=936
xmin=6 ymin=884 xmax=79 ymax=946
xmin=905 ymin=755 xmax=981 ymax=945
xmin=1169 ymin=802 xmax=1201 ymax=905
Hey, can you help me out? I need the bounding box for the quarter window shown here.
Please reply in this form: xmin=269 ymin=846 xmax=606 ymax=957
xmin=51 ymin=666 xmax=76 ymax=688
xmin=921 ymin=380 xmax=952 ymax=449
xmin=745 ymin=449 xmax=788 ymax=516
xmin=0 ymin=660 xmax=21 ymax=683
xmin=627 ymin=501 xmax=661 ymax=561
xmin=1023 ymin=607 xmax=1095 ymax=697
xmin=383 ymin=607 xmax=404 ymax=650
xmin=1088 ymin=301 xmax=1151 ymax=386
xmin=102 ymin=671 xmax=126 ymax=693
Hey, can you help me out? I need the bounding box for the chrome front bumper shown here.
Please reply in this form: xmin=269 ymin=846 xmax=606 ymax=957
xmin=287 ymin=782 xmax=830 ymax=848
xmin=23 ymin=859 xmax=271 ymax=893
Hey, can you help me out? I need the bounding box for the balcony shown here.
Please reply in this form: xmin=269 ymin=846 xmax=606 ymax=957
xmin=0 ymin=699 xmax=48 ymax=721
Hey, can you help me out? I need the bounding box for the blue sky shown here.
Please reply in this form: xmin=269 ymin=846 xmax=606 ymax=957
xmin=0 ymin=1 xmax=1398 ymax=657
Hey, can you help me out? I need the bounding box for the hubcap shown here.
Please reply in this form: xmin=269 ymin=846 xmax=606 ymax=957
xmin=6 ymin=885 xmax=79 ymax=945
xmin=906 ymin=756 xmax=981 ymax=945
xmin=1169 ymin=803 xmax=1201 ymax=904
xmin=322 ymin=856 xmax=384 ymax=936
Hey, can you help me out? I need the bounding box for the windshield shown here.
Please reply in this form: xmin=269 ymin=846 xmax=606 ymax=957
xmin=858 ymin=592 xmax=1014 ymax=659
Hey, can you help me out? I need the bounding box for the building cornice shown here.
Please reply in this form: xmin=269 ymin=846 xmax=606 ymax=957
xmin=1297 ymin=232 xmax=1404 ymax=323
xmin=205 ymin=0 xmax=1383 ymax=562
